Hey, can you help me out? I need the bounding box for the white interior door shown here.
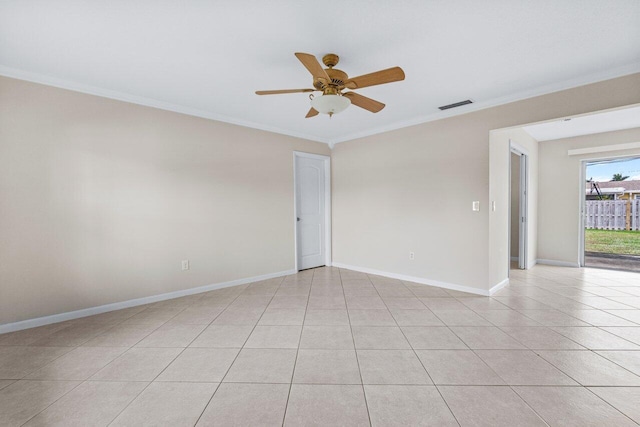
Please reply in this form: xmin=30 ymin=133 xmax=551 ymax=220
xmin=296 ymin=155 xmax=326 ymax=270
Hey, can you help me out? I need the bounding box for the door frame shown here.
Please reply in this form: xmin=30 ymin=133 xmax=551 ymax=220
xmin=509 ymin=141 xmax=529 ymax=270
xmin=293 ymin=151 xmax=332 ymax=271
xmin=578 ymin=154 xmax=640 ymax=267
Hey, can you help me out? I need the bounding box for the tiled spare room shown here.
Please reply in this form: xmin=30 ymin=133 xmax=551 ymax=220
xmin=2 ymin=266 xmax=640 ymax=425
xmin=1 ymin=1 xmax=640 ymax=426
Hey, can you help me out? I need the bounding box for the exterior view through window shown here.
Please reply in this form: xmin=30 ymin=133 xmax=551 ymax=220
xmin=584 ymin=156 xmax=640 ymax=272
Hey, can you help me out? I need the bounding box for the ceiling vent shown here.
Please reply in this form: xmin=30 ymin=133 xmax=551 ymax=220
xmin=438 ymin=99 xmax=473 ymax=111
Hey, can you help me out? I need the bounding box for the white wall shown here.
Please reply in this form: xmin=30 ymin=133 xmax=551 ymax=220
xmin=538 ymin=127 xmax=640 ymax=265
xmin=0 ymin=76 xmax=330 ymax=325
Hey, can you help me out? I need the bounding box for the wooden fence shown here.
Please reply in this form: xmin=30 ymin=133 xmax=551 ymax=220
xmin=585 ymin=199 xmax=640 ymax=231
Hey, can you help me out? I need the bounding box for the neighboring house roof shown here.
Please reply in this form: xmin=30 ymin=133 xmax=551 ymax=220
xmin=586 ymin=180 xmax=640 ymax=193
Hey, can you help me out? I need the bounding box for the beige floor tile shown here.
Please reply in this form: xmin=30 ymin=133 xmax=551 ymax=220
xmin=122 ymin=308 xmax=184 ymax=326
xmin=459 ymin=298 xmax=510 ymax=310
xmin=552 ymin=326 xmax=640 ymax=349
xmin=135 ymin=323 xmax=206 ymax=347
xmin=402 ymin=327 xmax=467 ymax=349
xmin=0 ymin=380 xmax=80 ymax=426
xmin=189 ymin=325 xmax=253 ymax=348
xmin=0 ymin=324 xmax=70 ymax=346
xmin=492 ymin=296 xmax=553 ymax=310
xmin=244 ymin=325 xmax=301 ymax=349
xmin=258 ymin=308 xmax=306 ymax=325
xmin=299 ymin=326 xmax=354 ymax=349
xmin=304 ymin=309 xmax=350 ymax=326
xmin=293 ymin=349 xmax=361 ymax=384
xmin=420 ymin=298 xmax=468 ymax=311
xmin=474 ymin=310 xmax=541 ymax=326
xmin=348 ymin=309 xmax=397 ymax=326
xmin=432 ymin=310 xmax=493 ymax=326
xmin=450 ymin=327 xmax=526 ymax=349
xmin=284 ymin=384 xmax=369 ymax=426
xmin=596 ymin=351 xmax=640 ymax=375
xmin=438 ymin=386 xmax=547 ymax=427
xmin=346 ymin=296 xmax=387 ymax=310
xmin=604 ymin=310 xmax=640 ymax=324
xmin=228 ymin=295 xmax=272 ymax=310
xmin=91 ymin=347 xmax=182 ymax=381
xmin=389 ymin=309 xmax=444 ymax=326
xmin=111 ymin=382 xmax=217 ymax=427
xmin=25 ymin=346 xmax=126 ymax=380
xmin=343 ymin=286 xmax=379 ymax=297
xmin=352 ymin=326 xmax=410 ymax=349
xmin=514 ymin=386 xmax=635 ymax=427
xmin=365 ymin=385 xmax=458 ymax=426
xmin=416 ymin=350 xmax=504 ymax=385
xmin=563 ymin=309 xmax=638 ymax=326
xmin=0 ymin=380 xmax=15 ymax=390
xmin=81 ymin=324 xmax=157 ymax=347
xmin=517 ymin=309 xmax=591 ymax=326
xmin=499 ymin=326 xmax=585 ymax=349
xmin=357 ymin=350 xmax=432 ymax=385
xmin=0 ymin=346 xmax=72 ymax=379
xmin=588 ymin=387 xmax=640 ymax=424
xmin=537 ymin=350 xmax=640 ymax=386
xmin=156 ymin=348 xmax=239 ymax=382
xmin=408 ymin=286 xmax=451 ymax=297
xmin=167 ymin=306 xmax=224 ymax=324
xmin=196 ymin=383 xmax=289 ymax=426
xmin=268 ymin=296 xmax=309 ymax=309
xmin=224 ymin=348 xmax=297 ymax=383
xmin=307 ymin=296 xmax=346 ymax=309
xmin=381 ymin=297 xmax=425 ymax=310
xmin=601 ymin=326 xmax=640 ymax=345
xmin=576 ymin=296 xmax=636 ymax=310
xmin=476 ymin=350 xmax=578 ymax=385
xmin=212 ymin=307 xmax=265 ymax=325
xmin=24 ymin=381 xmax=147 ymax=426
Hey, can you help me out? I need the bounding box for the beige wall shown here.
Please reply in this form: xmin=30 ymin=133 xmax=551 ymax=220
xmin=538 ymin=127 xmax=640 ymax=265
xmin=0 ymin=76 xmax=330 ymax=325
xmin=333 ymin=73 xmax=640 ymax=292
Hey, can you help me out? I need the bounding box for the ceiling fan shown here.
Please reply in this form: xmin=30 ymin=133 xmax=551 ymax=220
xmin=256 ymin=53 xmax=405 ymax=118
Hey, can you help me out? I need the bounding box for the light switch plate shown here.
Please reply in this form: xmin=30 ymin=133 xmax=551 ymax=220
xmin=472 ymin=201 xmax=480 ymax=211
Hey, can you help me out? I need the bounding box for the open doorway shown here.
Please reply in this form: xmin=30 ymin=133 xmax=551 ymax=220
xmin=510 ymin=144 xmax=528 ymax=270
xmin=581 ymin=156 xmax=640 ymax=272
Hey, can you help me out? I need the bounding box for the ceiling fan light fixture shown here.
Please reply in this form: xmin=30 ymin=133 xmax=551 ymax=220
xmin=310 ymin=94 xmax=351 ymax=116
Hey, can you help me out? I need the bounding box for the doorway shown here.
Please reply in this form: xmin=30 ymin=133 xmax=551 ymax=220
xmin=294 ymin=152 xmax=331 ymax=271
xmin=580 ymin=156 xmax=640 ymax=272
xmin=510 ymin=144 xmax=528 ymax=270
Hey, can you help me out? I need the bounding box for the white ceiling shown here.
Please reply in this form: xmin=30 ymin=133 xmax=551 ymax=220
xmin=523 ymin=105 xmax=640 ymax=141
xmin=1 ymin=0 xmax=639 ymax=145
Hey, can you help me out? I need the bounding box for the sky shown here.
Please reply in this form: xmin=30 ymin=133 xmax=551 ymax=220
xmin=586 ymin=157 xmax=640 ymax=182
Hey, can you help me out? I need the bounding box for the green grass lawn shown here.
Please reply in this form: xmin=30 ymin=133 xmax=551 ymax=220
xmin=585 ymin=229 xmax=640 ymax=256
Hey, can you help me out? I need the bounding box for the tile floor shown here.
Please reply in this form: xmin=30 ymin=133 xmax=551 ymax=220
xmin=1 ymin=265 xmax=640 ymax=426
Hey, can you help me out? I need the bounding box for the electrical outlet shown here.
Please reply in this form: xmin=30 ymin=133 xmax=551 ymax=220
xmin=181 ymin=260 xmax=189 ymax=271
xmin=409 ymin=252 xmax=415 ymax=260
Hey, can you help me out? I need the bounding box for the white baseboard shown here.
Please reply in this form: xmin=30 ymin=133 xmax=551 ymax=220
xmin=488 ymin=278 xmax=510 ymax=295
xmin=333 ymin=262 xmax=491 ymax=296
xmin=536 ymin=259 xmax=580 ymax=268
xmin=0 ymin=269 xmax=296 ymax=334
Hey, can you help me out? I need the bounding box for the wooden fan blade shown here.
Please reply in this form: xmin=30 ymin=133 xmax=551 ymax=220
xmin=344 ymin=67 xmax=405 ymax=89
xmin=256 ymin=88 xmax=316 ymax=95
xmin=295 ymin=52 xmax=331 ymax=83
xmin=343 ymin=92 xmax=385 ymax=113
xmin=305 ymin=107 xmax=319 ymax=118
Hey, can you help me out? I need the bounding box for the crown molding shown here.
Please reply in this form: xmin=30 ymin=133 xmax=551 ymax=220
xmin=2 ymin=62 xmax=639 ymax=147
xmin=328 ymin=62 xmax=640 ymax=145
xmin=0 ymin=65 xmax=331 ymax=145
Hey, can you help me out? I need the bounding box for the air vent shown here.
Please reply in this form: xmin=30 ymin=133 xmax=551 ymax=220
xmin=438 ymin=99 xmax=473 ymax=111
